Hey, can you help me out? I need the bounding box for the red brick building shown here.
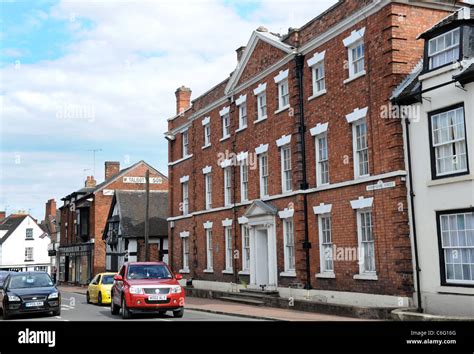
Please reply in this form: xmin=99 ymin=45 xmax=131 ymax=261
xmin=166 ymin=0 xmax=452 ymax=306
xmin=58 ymin=161 xmax=168 ymax=285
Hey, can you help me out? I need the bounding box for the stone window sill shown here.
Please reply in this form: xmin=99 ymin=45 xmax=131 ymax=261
xmin=343 ymin=70 xmax=366 ymax=85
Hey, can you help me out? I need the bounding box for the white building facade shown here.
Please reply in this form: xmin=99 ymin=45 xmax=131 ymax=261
xmin=394 ymin=6 xmax=474 ymax=316
xmin=0 ymin=215 xmax=52 ymax=273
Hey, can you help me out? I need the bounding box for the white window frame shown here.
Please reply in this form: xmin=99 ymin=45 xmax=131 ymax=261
xmin=206 ymin=229 xmax=213 ymax=271
xmin=182 ymin=181 xmax=189 ymax=215
xmin=222 ymin=113 xmax=230 ymax=139
xmin=205 ymin=173 xmax=212 ymax=210
xmin=312 ymin=62 xmax=325 ymax=95
xmin=257 ymin=93 xmax=267 ymax=121
xmin=439 ymin=211 xmax=474 ymax=285
xmin=240 ymin=159 xmax=249 ymax=202
xmin=259 ymin=153 xmax=269 ymax=198
xmin=241 ymin=225 xmax=250 ymax=272
xmin=182 ymin=237 xmax=189 ymax=272
xmin=352 ymin=118 xmax=369 ymax=178
xmin=428 ymin=28 xmax=460 ymax=70
xmin=430 ymin=105 xmax=468 ymax=178
xmin=346 ymin=40 xmax=365 ymax=80
xmin=204 ymin=123 xmax=211 ymax=147
xmin=26 ymin=228 xmax=33 ymax=239
xmin=224 ymin=167 xmax=232 ymax=207
xmin=356 ymin=208 xmax=376 ymax=275
xmin=182 ymin=130 xmax=189 ymax=158
xmin=318 ymin=214 xmax=334 ymax=274
xmin=238 ymin=104 xmax=247 ymax=130
xmin=283 ymin=219 xmax=295 ymax=273
xmin=25 ymin=247 xmax=34 ymax=261
xmin=277 ymin=79 xmax=290 ymax=110
xmin=280 ymin=144 xmax=292 ymax=193
xmin=315 ymin=132 xmax=329 ymax=186
xmin=224 ymin=226 xmax=233 ymax=272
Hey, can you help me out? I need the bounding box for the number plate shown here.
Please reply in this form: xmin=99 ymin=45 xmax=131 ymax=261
xmin=148 ymin=295 xmax=167 ymax=301
xmin=25 ymin=301 xmax=44 ymax=307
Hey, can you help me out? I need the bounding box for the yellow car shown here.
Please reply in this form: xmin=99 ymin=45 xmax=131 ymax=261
xmin=86 ymin=272 xmax=116 ymax=305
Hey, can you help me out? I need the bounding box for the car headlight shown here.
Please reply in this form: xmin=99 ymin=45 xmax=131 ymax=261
xmin=129 ymin=286 xmax=144 ymax=294
xmin=8 ymin=295 xmax=21 ymax=302
xmin=48 ymin=292 xmax=59 ymax=299
xmin=170 ymin=286 xmax=182 ymax=294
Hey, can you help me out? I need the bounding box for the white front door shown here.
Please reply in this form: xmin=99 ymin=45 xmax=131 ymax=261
xmin=255 ymin=228 xmax=269 ymax=287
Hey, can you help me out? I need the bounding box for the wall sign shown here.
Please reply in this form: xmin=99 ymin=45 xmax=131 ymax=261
xmin=123 ymin=176 xmax=163 ymax=184
xmin=366 ymin=180 xmax=396 ymax=191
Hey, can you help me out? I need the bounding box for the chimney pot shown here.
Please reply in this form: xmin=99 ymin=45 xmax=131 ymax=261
xmin=85 ymin=175 xmax=97 ymax=187
xmin=175 ymin=86 xmax=192 ymax=116
xmin=0 ymin=211 xmax=5 ymax=222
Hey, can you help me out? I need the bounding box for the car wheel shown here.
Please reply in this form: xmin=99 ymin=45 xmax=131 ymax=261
xmin=52 ymin=308 xmax=61 ymax=316
xmin=2 ymin=308 xmax=10 ymax=320
xmin=173 ymin=308 xmax=184 ymax=318
xmin=86 ymin=292 xmax=91 ymax=304
xmin=121 ymin=297 xmax=131 ymax=319
xmin=98 ymin=292 xmax=102 ymax=306
xmin=111 ymin=300 xmax=119 ymax=315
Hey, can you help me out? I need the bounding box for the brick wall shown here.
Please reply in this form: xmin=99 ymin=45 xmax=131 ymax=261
xmin=167 ymin=0 xmax=450 ymax=297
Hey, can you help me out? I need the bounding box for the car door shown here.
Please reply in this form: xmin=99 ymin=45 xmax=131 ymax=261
xmin=112 ymin=266 xmax=125 ymax=305
xmin=89 ymin=275 xmax=99 ymax=302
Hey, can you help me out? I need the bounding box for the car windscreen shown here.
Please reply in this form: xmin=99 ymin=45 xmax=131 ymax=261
xmin=127 ymin=265 xmax=172 ymax=280
xmin=8 ymin=273 xmax=53 ymax=289
xmin=101 ymin=275 xmax=115 ymax=285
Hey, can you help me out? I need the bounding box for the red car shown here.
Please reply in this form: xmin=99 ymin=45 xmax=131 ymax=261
xmin=110 ymin=262 xmax=185 ymax=319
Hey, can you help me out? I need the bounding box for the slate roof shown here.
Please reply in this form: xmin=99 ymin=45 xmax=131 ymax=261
xmin=0 ymin=215 xmax=28 ymax=244
xmin=418 ymin=6 xmax=474 ymax=39
xmin=103 ymin=191 xmax=169 ymax=239
xmin=61 ymin=160 xmax=166 ymax=203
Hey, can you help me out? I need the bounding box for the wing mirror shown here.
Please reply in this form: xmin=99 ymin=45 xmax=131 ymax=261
xmin=175 ymin=274 xmax=183 ymax=281
xmin=113 ymin=275 xmax=123 ymax=282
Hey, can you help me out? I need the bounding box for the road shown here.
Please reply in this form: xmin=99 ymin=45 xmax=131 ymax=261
xmin=1 ymin=291 xmax=264 ymax=321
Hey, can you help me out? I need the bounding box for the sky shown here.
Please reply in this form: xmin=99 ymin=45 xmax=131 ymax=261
xmin=0 ymin=0 xmax=338 ymax=221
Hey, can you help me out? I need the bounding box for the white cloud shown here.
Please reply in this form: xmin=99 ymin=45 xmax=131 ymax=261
xmin=0 ymin=0 xmax=337 ymax=219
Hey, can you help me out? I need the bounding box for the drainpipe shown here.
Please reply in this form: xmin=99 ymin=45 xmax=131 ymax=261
xmin=295 ymin=54 xmax=312 ymax=290
xmin=404 ymin=116 xmax=423 ymax=313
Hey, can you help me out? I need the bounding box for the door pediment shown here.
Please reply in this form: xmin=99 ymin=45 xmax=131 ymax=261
xmin=244 ymin=200 xmax=277 ymax=218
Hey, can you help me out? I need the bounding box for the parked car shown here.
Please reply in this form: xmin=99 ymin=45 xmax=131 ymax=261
xmin=0 ymin=271 xmax=11 ymax=288
xmin=110 ymin=262 xmax=184 ymax=319
xmin=0 ymin=272 xmax=61 ymax=320
xmin=87 ymin=272 xmax=116 ymax=305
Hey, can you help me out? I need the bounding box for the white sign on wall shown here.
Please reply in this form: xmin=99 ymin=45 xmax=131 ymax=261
xmin=123 ymin=176 xmax=163 ymax=184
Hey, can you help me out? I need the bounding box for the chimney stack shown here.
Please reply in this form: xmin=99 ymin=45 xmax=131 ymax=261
xmin=45 ymin=199 xmax=56 ymax=220
xmin=0 ymin=211 xmax=5 ymax=222
xmin=85 ymin=176 xmax=97 ymax=188
xmin=236 ymin=46 xmax=246 ymax=62
xmin=175 ymin=86 xmax=192 ymax=115
xmin=105 ymin=161 xmax=120 ymax=180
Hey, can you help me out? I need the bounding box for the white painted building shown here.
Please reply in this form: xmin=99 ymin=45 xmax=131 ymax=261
xmin=393 ymin=6 xmax=474 ymax=316
xmin=0 ymin=214 xmax=51 ymax=273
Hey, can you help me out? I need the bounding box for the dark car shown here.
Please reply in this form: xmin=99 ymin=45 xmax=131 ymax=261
xmin=0 ymin=271 xmax=11 ymax=288
xmin=0 ymin=272 xmax=61 ymax=320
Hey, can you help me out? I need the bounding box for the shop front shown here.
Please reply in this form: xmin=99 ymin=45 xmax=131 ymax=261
xmin=58 ymin=243 xmax=93 ymax=285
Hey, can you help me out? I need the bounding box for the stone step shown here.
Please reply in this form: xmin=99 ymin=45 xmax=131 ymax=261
xmin=239 ymin=289 xmax=280 ymax=297
xmin=218 ymin=296 xmax=266 ymax=306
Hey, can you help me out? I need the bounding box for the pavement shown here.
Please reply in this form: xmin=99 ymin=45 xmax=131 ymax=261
xmin=58 ymin=285 xmax=363 ymax=321
xmin=1 ymin=290 xmax=263 ymax=322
